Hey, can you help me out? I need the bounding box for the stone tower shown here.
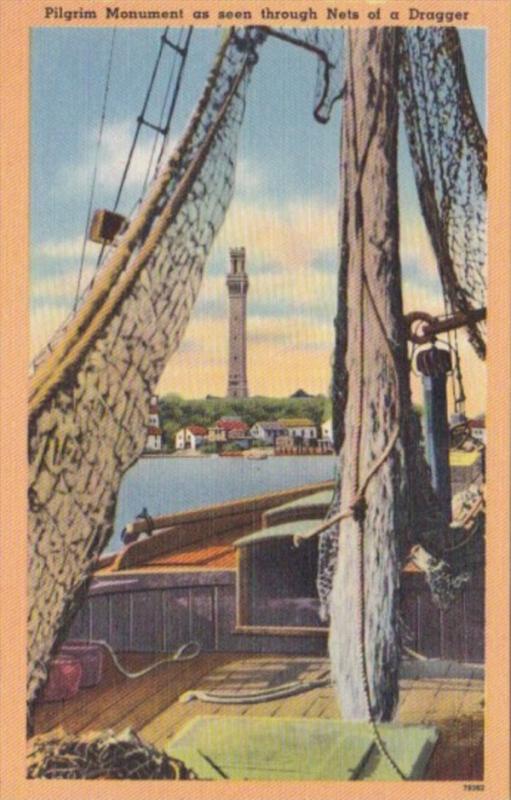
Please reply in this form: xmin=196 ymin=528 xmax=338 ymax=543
xmin=226 ymin=247 xmax=249 ymax=398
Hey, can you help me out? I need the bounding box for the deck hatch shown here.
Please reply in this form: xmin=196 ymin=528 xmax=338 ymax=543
xmin=165 ymin=716 xmax=439 ymax=780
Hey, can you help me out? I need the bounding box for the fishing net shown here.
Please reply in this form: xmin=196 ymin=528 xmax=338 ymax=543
xmin=399 ymin=27 xmax=487 ymax=358
xmin=27 ymin=728 xmax=196 ymax=779
xmin=316 ymin=480 xmax=341 ymax=621
xmin=266 ymin=28 xmax=345 ymax=122
xmin=28 ymin=28 xmax=265 ymax=707
xmin=319 ymin=28 xmax=487 ymax=623
xmin=28 ymin=25 xmax=350 ymax=707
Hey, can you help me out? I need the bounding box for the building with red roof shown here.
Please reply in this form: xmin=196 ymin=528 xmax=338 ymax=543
xmin=175 ymin=425 xmax=208 ymax=451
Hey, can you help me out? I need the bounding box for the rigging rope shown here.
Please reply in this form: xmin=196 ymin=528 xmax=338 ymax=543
xmin=155 ymin=27 xmax=194 ymax=174
xmin=141 ymin=28 xmax=184 ymax=197
xmin=441 ymin=285 xmax=467 ymax=415
xmin=73 ymin=29 xmax=116 ymax=310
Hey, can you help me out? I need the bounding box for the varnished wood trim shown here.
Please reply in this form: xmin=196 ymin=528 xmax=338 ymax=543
xmin=234 ymin=624 xmax=328 ymax=637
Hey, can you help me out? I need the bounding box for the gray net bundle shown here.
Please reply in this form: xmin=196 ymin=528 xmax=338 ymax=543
xmin=28 ymin=28 xmax=265 ymax=707
xmin=27 ymin=728 xmax=196 ymax=780
xmin=399 ymin=27 xmax=487 ymax=358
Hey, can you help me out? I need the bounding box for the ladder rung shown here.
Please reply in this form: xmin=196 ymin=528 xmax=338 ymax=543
xmin=137 ymin=116 xmax=167 ymax=136
xmin=162 ymin=34 xmax=186 ymax=57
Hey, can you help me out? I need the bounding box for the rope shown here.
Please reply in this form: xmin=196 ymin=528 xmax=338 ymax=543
xmin=90 ymin=639 xmax=200 ymax=679
xmin=73 ymin=29 xmax=117 ymax=310
xmin=444 ymin=519 xmax=483 ymax=554
xmin=179 ymin=676 xmax=330 ymax=705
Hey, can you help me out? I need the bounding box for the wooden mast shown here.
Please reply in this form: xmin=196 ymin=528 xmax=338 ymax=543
xmin=329 ymin=28 xmax=412 ymax=721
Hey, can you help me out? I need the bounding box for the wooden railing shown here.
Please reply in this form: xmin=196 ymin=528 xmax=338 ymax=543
xmin=105 ymin=481 xmax=335 ymax=571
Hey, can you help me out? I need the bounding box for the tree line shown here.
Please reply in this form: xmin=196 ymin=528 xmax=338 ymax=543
xmin=158 ymin=394 xmax=332 ymax=451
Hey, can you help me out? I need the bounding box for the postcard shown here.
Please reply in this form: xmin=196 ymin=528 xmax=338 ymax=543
xmin=0 ymin=1 xmax=510 ymax=798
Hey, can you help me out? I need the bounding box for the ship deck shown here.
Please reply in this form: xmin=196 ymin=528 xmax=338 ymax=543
xmin=32 ymin=651 xmax=484 ymax=781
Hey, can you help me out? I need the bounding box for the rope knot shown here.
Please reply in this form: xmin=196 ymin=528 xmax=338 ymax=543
xmin=350 ymin=494 xmax=367 ymax=525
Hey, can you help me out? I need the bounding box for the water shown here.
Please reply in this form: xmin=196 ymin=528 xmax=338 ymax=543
xmin=107 ymin=455 xmax=337 ymax=553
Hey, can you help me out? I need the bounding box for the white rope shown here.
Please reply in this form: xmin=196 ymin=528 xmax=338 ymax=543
xmin=179 ymin=676 xmax=330 ymax=705
xmin=90 ymin=639 xmax=201 ymax=679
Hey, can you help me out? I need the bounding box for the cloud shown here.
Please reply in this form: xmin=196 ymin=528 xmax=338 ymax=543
xmin=235 ymin=157 xmax=268 ymax=195
xmin=31 ymin=139 xmax=484 ymax=413
xmin=157 ymin=304 xmax=335 ymax=399
xmin=402 ymin=280 xmax=445 ymax=316
xmin=31 ymin=263 xmax=96 ymax=302
xmin=32 ymin=235 xmax=86 ymax=261
xmin=400 ymin=210 xmax=438 ymax=282
xmin=59 ymin=119 xmax=174 ymax=199
xmin=211 ymin=195 xmax=338 ymax=274
xmin=30 ymin=303 xmax=71 ymax=360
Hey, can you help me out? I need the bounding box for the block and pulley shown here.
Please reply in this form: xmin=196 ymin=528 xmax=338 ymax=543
xmin=415 ymin=344 xmax=452 ymax=377
xmin=89 ymin=209 xmax=127 ymax=244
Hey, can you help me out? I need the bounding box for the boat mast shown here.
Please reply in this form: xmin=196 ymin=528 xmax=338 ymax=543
xmin=329 ymin=27 xmax=412 ymax=721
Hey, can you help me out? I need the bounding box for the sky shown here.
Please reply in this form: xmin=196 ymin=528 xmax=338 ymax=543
xmin=30 ymin=27 xmax=486 ymax=413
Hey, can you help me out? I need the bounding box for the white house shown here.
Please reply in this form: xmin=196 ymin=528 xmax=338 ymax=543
xmin=250 ymin=421 xmax=286 ymax=445
xmin=145 ymin=395 xmax=162 ymax=452
xmin=321 ymin=418 xmax=333 ymax=445
xmin=175 ymin=425 xmax=208 ymax=451
xmin=278 ymin=418 xmax=317 ymax=445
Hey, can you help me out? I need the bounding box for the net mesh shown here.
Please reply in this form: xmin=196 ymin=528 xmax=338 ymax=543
xmin=28 ymin=27 xmax=265 ymax=705
xmin=319 ymin=27 xmax=487 ymax=623
xmin=399 ymin=27 xmax=487 ymax=357
xmin=27 ymin=728 xmax=196 ymax=779
xmin=28 ymin=26 xmax=487 ymax=706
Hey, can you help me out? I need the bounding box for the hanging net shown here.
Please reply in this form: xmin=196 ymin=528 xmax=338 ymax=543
xmin=262 ymin=27 xmax=345 ymax=122
xmin=27 ymin=25 xmax=349 ymax=707
xmin=318 ymin=27 xmax=487 ymax=624
xmin=399 ymin=27 xmax=487 ymax=358
xmin=27 ymin=27 xmax=265 ymax=706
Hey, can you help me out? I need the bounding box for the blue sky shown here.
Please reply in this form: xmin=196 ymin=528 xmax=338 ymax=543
xmin=30 ymin=27 xmax=486 ymax=410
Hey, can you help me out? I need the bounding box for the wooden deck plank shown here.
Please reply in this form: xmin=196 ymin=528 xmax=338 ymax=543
xmin=240 ymin=658 xmax=330 ymax=719
xmin=34 ymin=652 xmax=229 ymax=737
xmin=141 ymin=657 xmax=255 ymax=746
xmin=459 ymin=686 xmax=485 ymax=717
xmin=33 ymin=653 xmax=155 ymax=734
xmin=31 ymin=652 xmax=484 ymax=781
xmin=397 ymin=685 xmax=440 ymax=724
xmin=91 ymin=652 xmax=232 ymax=737
xmin=145 ymin=656 xmax=327 ymax=746
xmin=424 ymin=713 xmax=484 ymax=780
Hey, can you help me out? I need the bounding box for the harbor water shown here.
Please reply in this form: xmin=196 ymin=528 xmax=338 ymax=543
xmin=106 ymin=455 xmax=337 ymax=553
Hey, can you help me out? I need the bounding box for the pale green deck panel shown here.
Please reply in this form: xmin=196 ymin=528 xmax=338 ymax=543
xmin=265 ymin=490 xmax=333 ymax=514
xmin=234 ymin=520 xmax=317 ymax=548
xmin=165 ymin=716 xmax=438 ymax=781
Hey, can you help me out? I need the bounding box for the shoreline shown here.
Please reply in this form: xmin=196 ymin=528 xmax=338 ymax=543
xmin=141 ymin=449 xmax=335 ymax=459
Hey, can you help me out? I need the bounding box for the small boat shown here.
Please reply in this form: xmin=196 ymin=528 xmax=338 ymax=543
xmin=244 ymin=451 xmax=268 ymax=460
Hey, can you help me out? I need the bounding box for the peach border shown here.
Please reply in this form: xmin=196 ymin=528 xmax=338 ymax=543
xmin=1 ymin=1 xmax=509 ymax=798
